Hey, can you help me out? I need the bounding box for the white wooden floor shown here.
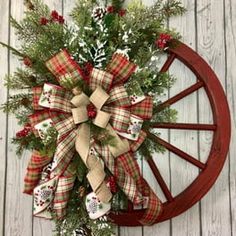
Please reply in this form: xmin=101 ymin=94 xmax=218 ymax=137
xmin=0 ymin=0 xmax=236 ymax=235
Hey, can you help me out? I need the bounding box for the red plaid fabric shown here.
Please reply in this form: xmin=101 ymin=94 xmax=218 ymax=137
xmin=89 ymin=68 xmax=114 ymax=92
xmin=139 ymin=179 xmax=163 ymax=225
xmin=130 ymin=130 xmax=147 ymax=152
xmin=106 ymin=85 xmax=131 ymax=107
xmin=28 ymin=110 xmax=51 ymax=136
xmin=51 ymin=130 xmax=77 ymax=177
xmin=130 ymin=96 xmax=153 ymax=120
xmin=53 ymin=175 xmax=76 ymax=218
xmin=118 ymin=152 xmax=142 ymax=182
xmin=115 ymin=159 xmax=143 ymax=204
xmin=32 ymin=87 xmax=43 ymax=110
xmin=59 ymin=70 xmax=84 ymax=89
xmin=118 ymin=152 xmax=163 ymax=225
xmin=45 ymin=49 xmax=84 ymax=85
xmin=49 ymin=86 xmax=73 ymax=113
xmin=93 ymin=143 xmax=143 ymax=204
xmin=103 ymin=106 xmax=130 ymax=132
xmin=107 ymin=53 xmax=136 ymax=85
xmin=50 ymin=112 xmax=75 ymax=139
xmin=23 ymin=151 xmax=52 ymax=194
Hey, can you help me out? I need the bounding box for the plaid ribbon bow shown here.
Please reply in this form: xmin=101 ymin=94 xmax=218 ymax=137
xmin=24 ymin=49 xmax=163 ymax=225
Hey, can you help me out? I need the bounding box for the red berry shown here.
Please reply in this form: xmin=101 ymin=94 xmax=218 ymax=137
xmin=23 ymin=57 xmax=32 ymax=67
xmin=118 ymin=9 xmax=126 ymax=17
xmin=58 ymin=15 xmax=65 ymax=24
xmin=87 ymin=104 xmax=97 ymax=119
xmin=155 ymin=33 xmax=172 ymax=49
xmin=51 ymin=10 xmax=59 ymax=20
xmin=39 ymin=17 xmax=48 ymax=25
xmin=107 ymin=5 xmax=115 ymax=13
xmin=16 ymin=124 xmax=32 ymax=138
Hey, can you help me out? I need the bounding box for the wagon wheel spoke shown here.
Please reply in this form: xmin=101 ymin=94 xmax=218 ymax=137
xmin=150 ymin=122 xmax=216 ymax=131
xmin=143 ymin=145 xmax=174 ymax=202
xmin=155 ymin=81 xmax=204 ymax=113
xmin=160 ymin=53 xmax=176 ymax=72
xmin=147 ymin=157 xmax=174 ymax=202
xmin=146 ymin=131 xmax=206 ymax=170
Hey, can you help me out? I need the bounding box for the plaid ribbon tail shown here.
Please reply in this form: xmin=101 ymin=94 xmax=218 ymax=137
xmin=106 ymin=85 xmax=131 ymax=107
xmin=106 ymin=53 xmax=137 ymax=85
xmin=32 ymin=87 xmax=44 ymax=111
xmin=53 ymin=175 xmax=76 ymax=218
xmin=130 ymin=96 xmax=153 ymax=120
xmin=92 ymin=143 xmax=143 ymax=204
xmin=23 ymin=150 xmax=53 ymax=195
xmin=129 ymin=130 xmax=147 ymax=152
xmin=45 ymin=49 xmax=85 ymax=86
xmin=139 ymin=179 xmax=163 ymax=225
xmin=118 ymin=152 xmax=163 ymax=225
xmin=89 ymin=68 xmax=114 ymax=92
xmin=103 ymin=106 xmax=131 ymax=132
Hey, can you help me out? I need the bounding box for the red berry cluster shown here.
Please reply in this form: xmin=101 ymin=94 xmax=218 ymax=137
xmin=155 ymin=33 xmax=172 ymax=49
xmin=16 ymin=124 xmax=32 ymax=138
xmin=107 ymin=176 xmax=117 ymax=193
xmin=87 ymin=103 xmax=97 ymax=119
xmin=106 ymin=5 xmax=126 ymax=17
xmin=23 ymin=57 xmax=32 ymax=67
xmin=39 ymin=10 xmax=64 ymax=26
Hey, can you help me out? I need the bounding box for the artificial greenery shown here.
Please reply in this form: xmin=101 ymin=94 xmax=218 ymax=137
xmin=0 ymin=0 xmax=185 ymax=234
xmin=54 ymin=180 xmax=115 ymax=236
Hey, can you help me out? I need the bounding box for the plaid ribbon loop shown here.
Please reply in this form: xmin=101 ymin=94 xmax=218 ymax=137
xmin=25 ymin=49 xmax=162 ymax=224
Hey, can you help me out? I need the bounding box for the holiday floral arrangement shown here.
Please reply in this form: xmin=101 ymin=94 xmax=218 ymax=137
xmin=1 ymin=0 xmax=185 ymax=235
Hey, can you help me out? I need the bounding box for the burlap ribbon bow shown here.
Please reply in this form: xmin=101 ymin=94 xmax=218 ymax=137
xmin=24 ymin=50 xmax=163 ymax=225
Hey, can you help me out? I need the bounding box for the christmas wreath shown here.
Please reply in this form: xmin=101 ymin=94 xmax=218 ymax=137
xmin=1 ymin=0 xmax=185 ymax=235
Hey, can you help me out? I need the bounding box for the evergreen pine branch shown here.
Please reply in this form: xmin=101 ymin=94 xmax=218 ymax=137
xmin=1 ymin=93 xmax=33 ymax=114
xmin=162 ymin=0 xmax=186 ymax=18
xmin=4 ymin=68 xmax=39 ymax=89
xmin=12 ymin=133 xmax=44 ymax=156
xmin=0 ymin=41 xmax=24 ymax=57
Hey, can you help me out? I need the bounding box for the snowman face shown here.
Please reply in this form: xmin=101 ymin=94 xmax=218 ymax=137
xmin=85 ymin=192 xmax=111 ymax=220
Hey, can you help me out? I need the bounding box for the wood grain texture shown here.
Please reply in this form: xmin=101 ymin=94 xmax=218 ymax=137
xmin=224 ymin=0 xmax=236 ymax=235
xmin=4 ymin=0 xmax=33 ymax=235
xmin=196 ymin=1 xmax=231 ymax=236
xmin=0 ymin=1 xmax=9 ymax=236
xmin=32 ymin=1 xmax=62 ymax=235
xmin=168 ymin=1 xmax=201 ymax=235
xmin=0 ymin=0 xmax=235 ymax=235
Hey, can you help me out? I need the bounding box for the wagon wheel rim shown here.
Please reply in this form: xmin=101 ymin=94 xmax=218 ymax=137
xmin=109 ymin=41 xmax=231 ymax=226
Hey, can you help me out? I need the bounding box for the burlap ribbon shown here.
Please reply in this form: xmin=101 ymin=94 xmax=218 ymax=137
xmin=24 ymin=50 xmax=163 ymax=225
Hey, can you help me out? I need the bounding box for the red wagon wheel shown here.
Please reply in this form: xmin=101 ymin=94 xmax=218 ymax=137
xmin=109 ymin=41 xmax=231 ymax=226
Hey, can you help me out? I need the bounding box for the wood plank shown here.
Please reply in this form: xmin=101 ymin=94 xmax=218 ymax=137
xmin=0 ymin=0 xmax=10 ymax=235
xmin=32 ymin=1 xmax=62 ymax=235
xmin=168 ymin=0 xmax=201 ymax=235
xmin=196 ymin=0 xmax=231 ymax=235
xmin=224 ymin=0 xmax=236 ymax=235
xmin=4 ymin=0 xmax=34 ymax=235
xmin=4 ymin=8 xmax=33 ymax=235
xmin=142 ymin=1 xmax=172 ymax=235
xmin=143 ymin=53 xmax=171 ymax=236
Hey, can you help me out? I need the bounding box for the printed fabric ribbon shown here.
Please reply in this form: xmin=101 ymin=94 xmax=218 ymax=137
xmin=24 ymin=49 xmax=163 ymax=225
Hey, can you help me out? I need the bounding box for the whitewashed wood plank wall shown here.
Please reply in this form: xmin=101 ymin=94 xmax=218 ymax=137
xmin=0 ymin=0 xmax=235 ymax=235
